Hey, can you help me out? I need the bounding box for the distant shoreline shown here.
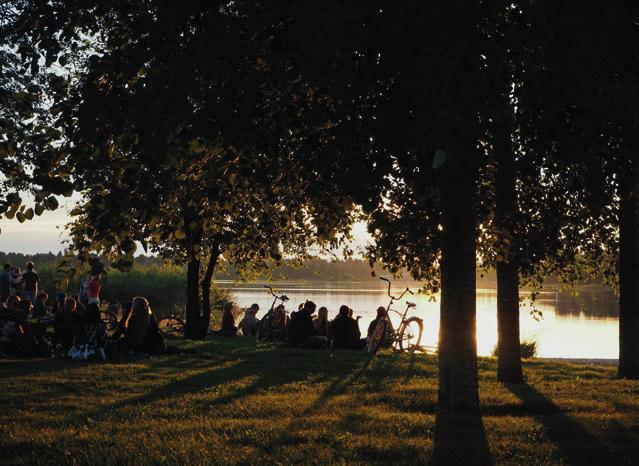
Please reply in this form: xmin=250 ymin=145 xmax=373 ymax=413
xmin=536 ymin=358 xmax=618 ymax=367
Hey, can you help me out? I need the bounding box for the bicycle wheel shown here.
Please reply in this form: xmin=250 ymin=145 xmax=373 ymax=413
xmin=398 ymin=317 xmax=423 ymax=353
xmin=0 ymin=312 xmax=32 ymax=359
xmin=256 ymin=313 xmax=274 ymax=343
xmin=158 ymin=316 xmax=185 ymax=338
xmin=367 ymin=319 xmax=389 ymax=354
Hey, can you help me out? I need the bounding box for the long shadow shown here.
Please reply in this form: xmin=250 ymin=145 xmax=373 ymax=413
xmin=80 ymin=360 xmax=298 ymax=420
xmin=78 ymin=344 xmax=369 ymax=424
xmin=505 ymin=382 xmax=614 ymax=464
xmin=433 ymin=411 xmax=492 ymax=465
xmin=257 ymin=353 xmax=375 ymax=457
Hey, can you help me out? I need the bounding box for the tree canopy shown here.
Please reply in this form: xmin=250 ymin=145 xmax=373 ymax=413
xmin=3 ymin=0 xmax=639 ymax=412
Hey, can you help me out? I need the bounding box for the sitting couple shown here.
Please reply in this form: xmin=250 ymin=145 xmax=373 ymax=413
xmin=213 ymin=302 xmax=260 ymax=338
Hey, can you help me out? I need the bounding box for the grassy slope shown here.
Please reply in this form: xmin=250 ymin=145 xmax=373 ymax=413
xmin=1 ymin=339 xmax=638 ymax=465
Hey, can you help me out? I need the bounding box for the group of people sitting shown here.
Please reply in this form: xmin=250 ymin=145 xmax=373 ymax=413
xmin=2 ymin=260 xmax=389 ymax=357
xmin=1 ymin=266 xmax=173 ymax=359
xmin=217 ymin=300 xmax=390 ymax=350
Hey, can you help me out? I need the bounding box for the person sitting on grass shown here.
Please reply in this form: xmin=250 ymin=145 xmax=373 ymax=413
xmin=331 ymin=305 xmax=366 ymax=349
xmin=53 ymin=298 xmax=85 ymax=353
xmin=313 ymin=306 xmax=330 ymax=337
xmin=367 ymin=306 xmax=391 ymax=348
xmin=5 ymin=295 xmax=21 ymax=312
xmin=287 ymin=300 xmax=316 ymax=346
xmin=124 ymin=296 xmax=167 ymax=354
xmin=71 ymin=294 xmax=86 ymax=314
xmin=54 ymin=292 xmax=66 ymax=314
xmin=214 ymin=302 xmax=238 ymax=337
xmin=82 ymin=303 xmax=108 ymax=359
xmin=32 ymin=292 xmax=49 ymax=318
xmin=238 ymin=303 xmax=260 ymax=337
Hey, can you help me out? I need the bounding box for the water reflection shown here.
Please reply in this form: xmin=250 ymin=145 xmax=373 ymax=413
xmin=221 ymin=281 xmax=619 ymax=359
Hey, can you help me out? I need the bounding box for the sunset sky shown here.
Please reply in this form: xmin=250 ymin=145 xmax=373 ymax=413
xmin=0 ymin=198 xmax=373 ymax=254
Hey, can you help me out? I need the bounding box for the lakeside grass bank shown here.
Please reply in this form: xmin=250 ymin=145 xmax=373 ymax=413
xmin=1 ymin=339 xmax=638 ymax=465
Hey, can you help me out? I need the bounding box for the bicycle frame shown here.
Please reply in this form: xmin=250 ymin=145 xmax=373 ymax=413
xmin=381 ymin=277 xmax=413 ymax=325
xmin=263 ymin=285 xmax=289 ymax=314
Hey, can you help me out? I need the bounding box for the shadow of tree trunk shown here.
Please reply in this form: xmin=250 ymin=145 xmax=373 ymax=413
xmin=505 ymin=382 xmax=615 ymax=464
xmin=432 ymin=412 xmax=492 ymax=465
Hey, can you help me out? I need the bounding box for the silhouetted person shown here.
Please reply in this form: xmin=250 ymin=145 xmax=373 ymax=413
xmin=21 ymin=262 xmax=40 ymax=303
xmin=367 ymin=306 xmax=391 ymax=347
xmin=288 ymin=300 xmax=316 ymax=346
xmin=124 ymin=296 xmax=166 ymax=354
xmin=55 ymin=292 xmax=66 ymax=314
xmin=0 ymin=263 xmax=11 ymax=305
xmin=9 ymin=266 xmax=22 ymax=297
xmin=83 ymin=303 xmax=107 ymax=357
xmin=331 ymin=305 xmax=366 ymax=349
xmin=86 ymin=274 xmax=101 ymax=305
xmin=313 ymin=306 xmax=329 ymax=337
xmin=54 ymin=298 xmax=84 ymax=353
xmin=215 ymin=302 xmax=238 ymax=337
xmin=32 ymin=292 xmax=49 ymax=318
xmin=5 ymin=295 xmax=21 ymax=312
xmin=71 ymin=294 xmax=86 ymax=314
xmin=239 ymin=303 xmax=260 ymax=337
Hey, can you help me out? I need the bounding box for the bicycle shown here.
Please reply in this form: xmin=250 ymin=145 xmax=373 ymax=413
xmin=367 ymin=277 xmax=424 ymax=354
xmin=0 ymin=310 xmax=55 ymax=359
xmin=158 ymin=314 xmax=186 ymax=338
xmin=255 ymin=285 xmax=289 ymax=343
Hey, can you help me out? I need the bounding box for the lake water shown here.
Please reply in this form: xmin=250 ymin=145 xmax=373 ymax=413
xmin=219 ymin=281 xmax=619 ymax=359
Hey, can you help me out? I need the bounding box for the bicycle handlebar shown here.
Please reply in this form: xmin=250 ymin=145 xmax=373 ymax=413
xmin=263 ymin=285 xmax=289 ymax=302
xmin=380 ymin=277 xmax=413 ymax=302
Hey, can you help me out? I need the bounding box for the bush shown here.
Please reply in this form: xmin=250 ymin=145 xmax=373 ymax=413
xmin=38 ymin=262 xmax=234 ymax=320
xmin=492 ymin=338 xmax=538 ymax=359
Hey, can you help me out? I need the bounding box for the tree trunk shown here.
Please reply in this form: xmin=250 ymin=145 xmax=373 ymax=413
xmin=496 ymin=261 xmax=523 ymax=382
xmin=438 ymin=145 xmax=480 ymax=414
xmin=200 ymin=245 xmax=221 ymax=339
xmin=184 ymin=256 xmax=202 ymax=340
xmin=494 ymin=119 xmax=524 ymax=383
xmin=618 ymin=153 xmax=639 ymax=378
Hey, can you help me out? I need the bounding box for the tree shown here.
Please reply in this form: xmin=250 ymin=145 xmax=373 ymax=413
xmin=533 ymin=3 xmax=639 ymax=378
xmin=282 ymin=1 xmax=492 ymax=413
xmin=0 ymin=3 xmax=70 ymax=229
xmin=9 ymin=0 xmax=359 ymax=338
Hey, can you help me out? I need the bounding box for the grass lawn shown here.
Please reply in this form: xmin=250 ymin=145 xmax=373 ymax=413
xmin=1 ymin=338 xmax=638 ymax=465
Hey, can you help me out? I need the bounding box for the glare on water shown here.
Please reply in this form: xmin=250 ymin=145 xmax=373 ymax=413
xmin=221 ymin=281 xmax=619 ymax=359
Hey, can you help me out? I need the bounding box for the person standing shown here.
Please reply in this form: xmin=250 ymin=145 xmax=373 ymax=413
xmin=9 ymin=266 xmax=22 ymax=297
xmin=0 ymin=263 xmax=11 ymax=305
xmin=21 ymin=262 xmax=40 ymax=304
xmin=86 ymin=274 xmax=101 ymax=305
